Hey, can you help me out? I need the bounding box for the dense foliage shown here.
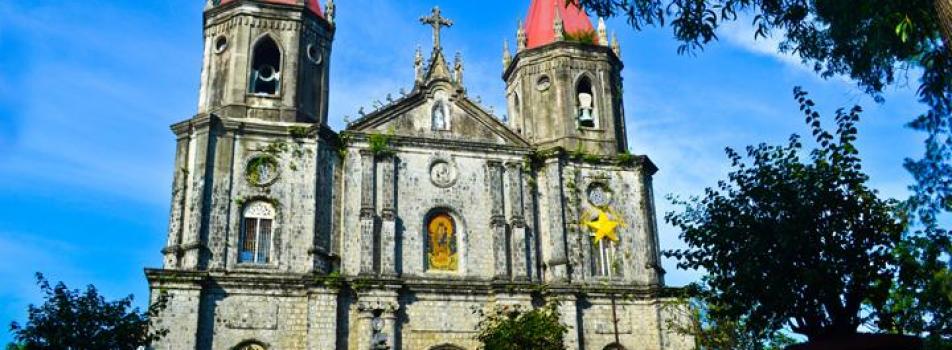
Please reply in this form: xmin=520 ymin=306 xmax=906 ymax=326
xmin=8 ymin=273 xmax=167 ymax=350
xmin=662 ymin=287 xmax=797 ymax=350
xmin=664 ymin=88 xmax=907 ymax=341
xmin=474 ymin=301 xmax=568 ymax=350
xmin=572 ymin=0 xmax=952 ymax=342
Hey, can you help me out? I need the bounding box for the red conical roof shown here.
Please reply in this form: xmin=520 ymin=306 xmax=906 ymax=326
xmin=524 ymin=0 xmax=596 ymax=49
xmin=218 ymin=0 xmax=323 ymax=17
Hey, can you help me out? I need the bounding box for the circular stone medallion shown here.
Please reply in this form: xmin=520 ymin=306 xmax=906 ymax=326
xmin=429 ymin=160 xmax=458 ymax=188
xmin=587 ymin=183 xmax=612 ymax=207
xmin=246 ymin=156 xmax=280 ymax=186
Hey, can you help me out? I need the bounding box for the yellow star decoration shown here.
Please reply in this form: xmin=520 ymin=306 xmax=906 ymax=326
xmin=584 ymin=209 xmax=621 ymax=243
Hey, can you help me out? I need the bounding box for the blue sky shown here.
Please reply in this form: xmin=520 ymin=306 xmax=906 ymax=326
xmin=0 ymin=0 xmax=928 ymax=343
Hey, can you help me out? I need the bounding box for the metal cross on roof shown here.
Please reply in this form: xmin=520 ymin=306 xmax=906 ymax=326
xmin=420 ymin=6 xmax=454 ymax=50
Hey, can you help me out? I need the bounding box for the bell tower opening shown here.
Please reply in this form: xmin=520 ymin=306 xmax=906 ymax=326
xmin=576 ymin=76 xmax=595 ymax=128
xmin=250 ymin=36 xmax=282 ymax=96
xmin=502 ymin=0 xmax=627 ymax=155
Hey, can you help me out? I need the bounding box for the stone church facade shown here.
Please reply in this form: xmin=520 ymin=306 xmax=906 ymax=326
xmin=145 ymin=0 xmax=693 ymax=349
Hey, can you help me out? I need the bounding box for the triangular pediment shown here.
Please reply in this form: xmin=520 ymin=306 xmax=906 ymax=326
xmin=346 ymin=88 xmax=529 ymax=147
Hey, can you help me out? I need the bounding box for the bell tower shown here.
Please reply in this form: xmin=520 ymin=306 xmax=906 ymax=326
xmin=503 ymin=0 xmax=625 ymax=155
xmin=199 ymin=0 xmax=335 ymax=124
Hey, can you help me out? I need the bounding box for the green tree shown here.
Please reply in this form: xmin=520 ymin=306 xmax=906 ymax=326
xmin=474 ymin=301 xmax=568 ymax=350
xmin=9 ymin=273 xmax=167 ymax=350
xmin=662 ymin=286 xmax=797 ymax=350
xmin=664 ymin=88 xmax=907 ymax=341
xmin=573 ymin=4 xmax=952 ymax=325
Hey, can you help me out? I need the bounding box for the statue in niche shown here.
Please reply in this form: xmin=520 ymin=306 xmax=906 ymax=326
xmin=432 ymin=101 xmax=447 ymax=130
xmin=427 ymin=213 xmax=458 ymax=271
xmin=370 ymin=311 xmax=390 ymax=350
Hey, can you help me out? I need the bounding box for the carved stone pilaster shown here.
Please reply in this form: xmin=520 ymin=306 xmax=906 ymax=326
xmin=506 ymin=162 xmax=529 ymax=280
xmin=506 ymin=162 xmax=525 ymax=222
xmin=378 ymin=155 xmax=398 ymax=277
xmin=544 ymin=158 xmax=570 ymax=282
xmin=488 ymin=161 xmax=509 ymax=279
xmin=488 ymin=161 xmax=505 ymax=217
xmin=359 ymin=150 xmax=377 ymax=276
xmin=491 ymin=215 xmax=509 ymax=280
xmin=557 ymin=294 xmax=579 ymax=348
xmin=356 ymin=300 xmax=399 ymax=350
xmin=359 ymin=150 xmax=376 ymax=211
xmin=637 ymin=169 xmax=662 ymax=286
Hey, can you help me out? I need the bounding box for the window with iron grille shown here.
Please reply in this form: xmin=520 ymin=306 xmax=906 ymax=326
xmin=239 ymin=201 xmax=275 ymax=264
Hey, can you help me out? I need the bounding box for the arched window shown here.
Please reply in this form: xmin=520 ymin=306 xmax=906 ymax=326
xmin=603 ymin=343 xmax=626 ymax=350
xmin=249 ymin=36 xmax=281 ymax=95
xmin=426 ymin=212 xmax=458 ymax=271
xmin=234 ymin=341 xmax=267 ymax=350
xmin=576 ymin=76 xmax=596 ymax=128
xmin=240 ymin=201 xmax=275 ymax=264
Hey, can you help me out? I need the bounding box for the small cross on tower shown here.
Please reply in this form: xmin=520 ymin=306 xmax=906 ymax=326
xmin=420 ymin=6 xmax=454 ymax=50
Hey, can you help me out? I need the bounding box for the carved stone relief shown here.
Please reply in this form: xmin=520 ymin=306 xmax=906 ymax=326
xmin=429 ymin=159 xmax=458 ymax=188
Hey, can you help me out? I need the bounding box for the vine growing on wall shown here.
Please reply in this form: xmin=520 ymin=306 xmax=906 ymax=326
xmin=336 ymin=133 xmax=353 ymax=160
xmin=564 ymin=166 xmax=586 ymax=272
xmin=368 ymin=132 xmax=394 ymax=156
xmin=245 ymin=155 xmax=278 ymax=185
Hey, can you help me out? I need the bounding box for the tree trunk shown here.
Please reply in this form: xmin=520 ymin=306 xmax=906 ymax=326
xmin=939 ymin=0 xmax=952 ymax=51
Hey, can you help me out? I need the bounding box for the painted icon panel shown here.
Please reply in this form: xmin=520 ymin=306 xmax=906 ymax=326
xmin=427 ymin=213 xmax=458 ymax=271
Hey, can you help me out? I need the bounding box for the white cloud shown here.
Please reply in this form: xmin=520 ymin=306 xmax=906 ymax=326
xmin=719 ymin=18 xmax=810 ymax=72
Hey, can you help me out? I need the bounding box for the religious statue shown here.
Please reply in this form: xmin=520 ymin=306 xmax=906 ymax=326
xmin=427 ymin=213 xmax=458 ymax=270
xmin=432 ymin=102 xmax=447 ymax=130
xmin=370 ymin=313 xmax=390 ymax=350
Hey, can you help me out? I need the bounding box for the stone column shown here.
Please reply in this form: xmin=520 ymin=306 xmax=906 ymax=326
xmin=163 ymin=131 xmax=191 ymax=269
xmin=307 ymin=289 xmax=339 ymax=350
xmin=543 ymin=158 xmax=570 ymax=282
xmin=359 ymin=150 xmax=377 ymax=275
xmin=506 ymin=162 xmax=529 ymax=281
xmin=637 ymin=170 xmax=662 ymax=285
xmin=381 ymin=303 xmax=399 ymax=350
xmin=379 ymin=154 xmax=398 ymax=277
xmin=557 ymin=293 xmax=580 ymax=350
xmin=357 ymin=300 xmax=399 ymax=350
xmin=181 ymin=126 xmax=212 ymax=270
xmin=356 ymin=302 xmax=376 ymax=350
xmin=488 ymin=161 xmax=510 ymax=279
xmin=207 ymin=130 xmax=236 ymax=271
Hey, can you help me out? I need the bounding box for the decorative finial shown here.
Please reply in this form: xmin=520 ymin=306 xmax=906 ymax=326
xmin=611 ymin=32 xmax=621 ymax=57
xmin=386 ymin=93 xmax=394 ymax=103
xmin=502 ymin=40 xmax=512 ymax=69
xmin=358 ymin=107 xmax=366 ymax=116
xmin=325 ymin=0 xmax=336 ymax=25
xmin=414 ymin=46 xmax=424 ymax=83
xmin=553 ymin=5 xmax=564 ymax=41
xmin=454 ymin=51 xmax=464 ymax=86
xmin=420 ymin=6 xmax=454 ymax=50
xmin=516 ymin=21 xmax=527 ymax=52
xmin=598 ymin=18 xmax=608 ymax=46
